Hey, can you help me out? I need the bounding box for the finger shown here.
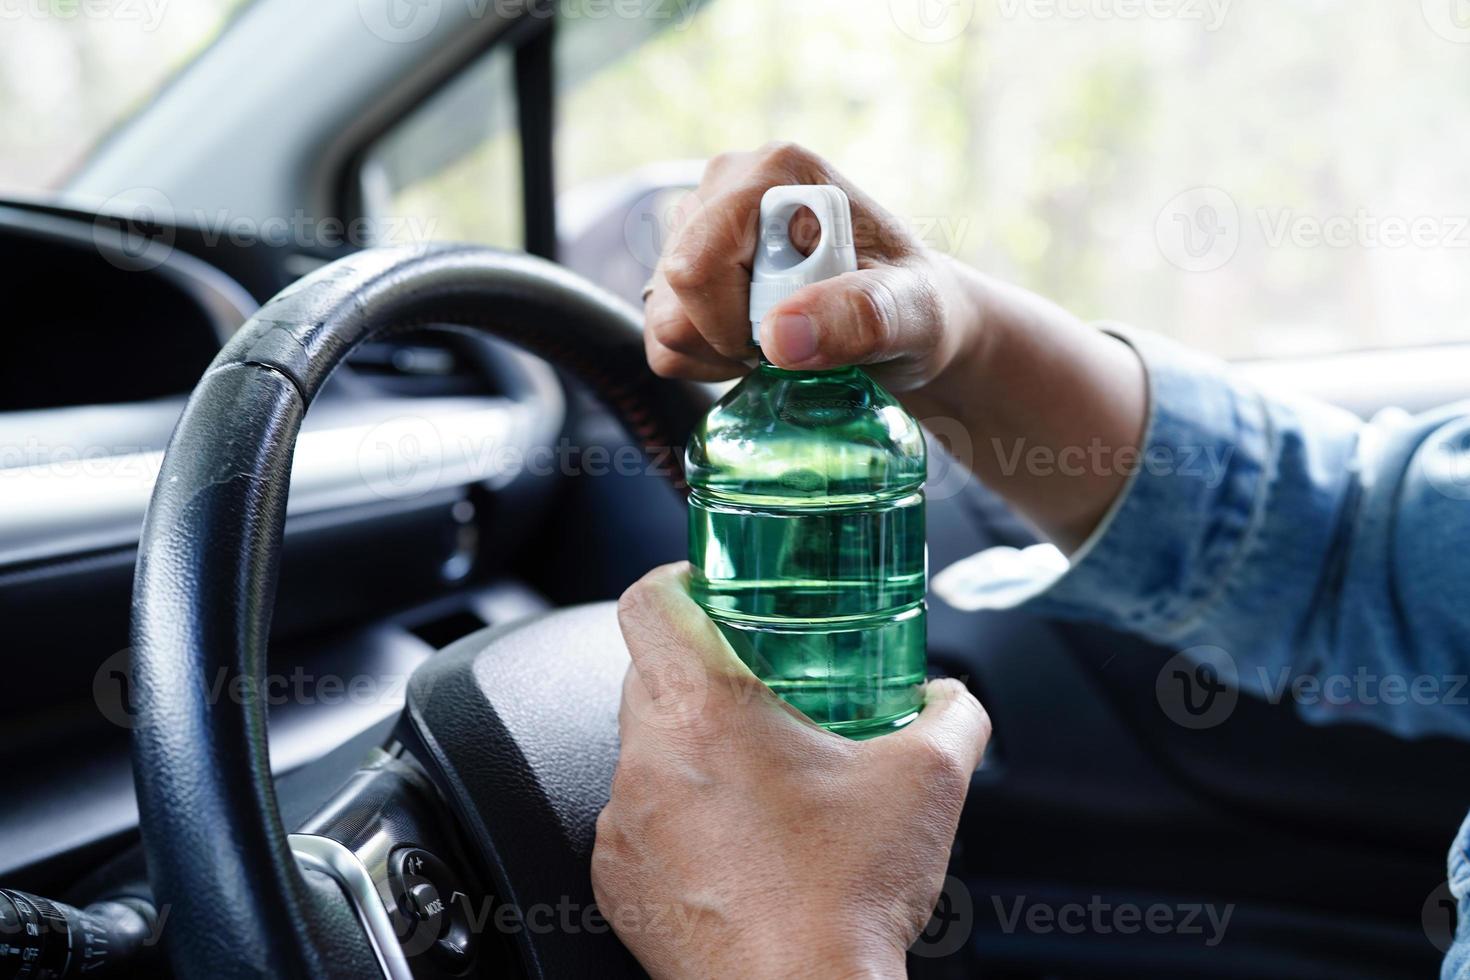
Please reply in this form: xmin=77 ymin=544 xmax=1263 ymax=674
xmin=891 ymin=677 xmax=992 ymax=775
xmin=661 ymin=142 xmax=859 ymax=361
xmin=644 ymin=277 xmax=750 ymax=374
xmin=615 ymin=562 xmax=753 ymax=707
xmin=759 ymin=265 xmax=944 ymax=386
xmin=659 ymin=178 xmax=770 ymax=361
xmin=645 ymin=331 xmax=748 ymax=382
xmin=645 ymin=344 xmax=749 ymax=382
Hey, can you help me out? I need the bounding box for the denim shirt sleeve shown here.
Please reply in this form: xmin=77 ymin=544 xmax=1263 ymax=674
xmin=936 ymin=325 xmax=1470 ymax=742
xmin=932 ymin=326 xmax=1470 ymax=977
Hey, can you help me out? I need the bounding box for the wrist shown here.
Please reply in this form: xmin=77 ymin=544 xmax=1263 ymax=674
xmin=905 ymin=253 xmax=1017 ymax=421
xmin=713 ymin=921 xmax=908 ymax=980
xmin=735 ymin=943 xmax=907 ymax=980
xmin=899 ymin=256 xmax=1147 ymax=548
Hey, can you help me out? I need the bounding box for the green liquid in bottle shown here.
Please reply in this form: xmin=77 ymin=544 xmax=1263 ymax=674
xmin=687 ymin=358 xmax=927 ymax=739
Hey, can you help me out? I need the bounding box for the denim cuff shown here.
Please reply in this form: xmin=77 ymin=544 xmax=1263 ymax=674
xmin=933 ymin=326 xmax=1271 ymax=634
xmin=1448 ymin=813 xmax=1470 ymax=980
xmin=1011 ymin=326 xmax=1272 ymax=638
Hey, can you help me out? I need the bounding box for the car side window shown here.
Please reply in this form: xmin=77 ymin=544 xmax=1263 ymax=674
xmin=360 ymin=45 xmax=522 ymax=251
xmin=553 ymin=1 xmax=1470 ymax=359
xmin=369 ymin=1 xmax=1470 ymax=360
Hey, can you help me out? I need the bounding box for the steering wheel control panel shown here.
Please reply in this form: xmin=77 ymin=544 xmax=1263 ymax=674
xmin=292 ymin=747 xmax=514 ymax=978
xmin=387 ymin=847 xmax=478 ymax=972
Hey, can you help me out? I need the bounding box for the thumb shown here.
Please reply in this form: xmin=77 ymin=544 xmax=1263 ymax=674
xmin=616 ymin=562 xmax=753 ymax=708
xmin=759 ymin=265 xmax=943 ymax=384
xmin=889 ymin=677 xmax=992 ymax=775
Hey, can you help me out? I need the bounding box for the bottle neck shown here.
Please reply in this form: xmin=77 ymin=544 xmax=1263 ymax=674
xmin=754 ymin=348 xmax=849 ymax=378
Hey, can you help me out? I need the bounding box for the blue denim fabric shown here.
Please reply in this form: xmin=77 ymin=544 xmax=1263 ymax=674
xmin=932 ymin=327 xmax=1470 ymax=976
xmin=1449 ymin=814 xmax=1470 ymax=980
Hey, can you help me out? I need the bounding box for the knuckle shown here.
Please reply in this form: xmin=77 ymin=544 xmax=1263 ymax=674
xmin=645 ymin=309 xmax=689 ymax=347
xmin=590 ymin=831 xmax=620 ymax=898
xmin=593 ymin=806 xmax=618 ymax=845
xmin=704 ymin=150 xmax=747 ymax=181
xmin=705 ymin=334 xmax=754 ymax=361
xmin=616 ymin=578 xmax=655 ymax=625
xmin=660 ymin=247 xmax=708 ymax=293
xmin=971 ymin=697 xmax=995 ymax=746
xmin=591 ymin=810 xmax=625 ymax=872
xmin=910 ymin=269 xmax=947 ymax=332
xmin=611 ymin=754 xmax=658 ymax=798
xmin=848 ymin=279 xmax=898 ymax=354
xmin=915 ymin=733 xmax=971 ymax=798
xmin=758 ymin=140 xmax=820 ymax=176
xmin=646 ymin=344 xmax=688 ymax=379
xmin=939 ymin=678 xmax=993 ymax=743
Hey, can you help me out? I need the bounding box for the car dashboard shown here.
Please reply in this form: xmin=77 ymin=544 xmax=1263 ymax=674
xmin=0 ymin=199 xmax=568 ymax=889
xmin=3 ymin=198 xmax=1468 ymax=979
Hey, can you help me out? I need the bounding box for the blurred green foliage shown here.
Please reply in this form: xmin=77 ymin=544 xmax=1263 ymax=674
xmin=547 ymin=0 xmax=1470 ymax=357
xmin=0 ymin=0 xmax=249 ymax=194
xmin=9 ymin=0 xmax=1470 ymax=359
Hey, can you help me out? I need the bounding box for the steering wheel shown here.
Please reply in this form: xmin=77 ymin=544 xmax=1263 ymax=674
xmin=129 ymin=245 xmax=711 ymax=979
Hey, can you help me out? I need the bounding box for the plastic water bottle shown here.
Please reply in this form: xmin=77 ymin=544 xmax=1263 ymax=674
xmin=687 ymin=185 xmax=928 ymax=739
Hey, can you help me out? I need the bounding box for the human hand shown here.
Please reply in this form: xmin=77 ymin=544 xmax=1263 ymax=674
xmin=643 ymin=141 xmax=987 ymax=395
xmin=646 ymin=143 xmax=1148 ymax=550
xmin=591 ymin=563 xmax=991 ymax=979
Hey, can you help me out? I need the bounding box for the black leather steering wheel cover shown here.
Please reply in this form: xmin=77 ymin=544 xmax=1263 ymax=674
xmin=221 ymin=244 xmax=702 ymax=472
xmin=130 ymin=244 xmax=710 ymax=978
xmin=400 ymin=604 xmax=642 ymax=979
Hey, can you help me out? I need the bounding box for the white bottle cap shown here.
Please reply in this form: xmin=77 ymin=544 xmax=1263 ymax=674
xmin=748 ymin=185 xmax=858 ymax=344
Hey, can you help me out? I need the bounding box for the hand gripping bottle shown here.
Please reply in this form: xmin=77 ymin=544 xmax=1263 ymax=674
xmin=686 ymin=185 xmax=928 ymax=739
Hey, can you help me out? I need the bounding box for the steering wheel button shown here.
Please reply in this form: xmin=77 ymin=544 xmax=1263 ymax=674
xmin=434 ymin=933 xmax=472 ymax=973
xmin=408 ymin=883 xmax=444 ymax=923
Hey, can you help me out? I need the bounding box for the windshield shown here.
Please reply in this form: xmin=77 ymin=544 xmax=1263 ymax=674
xmin=0 ymin=0 xmax=249 ymax=196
